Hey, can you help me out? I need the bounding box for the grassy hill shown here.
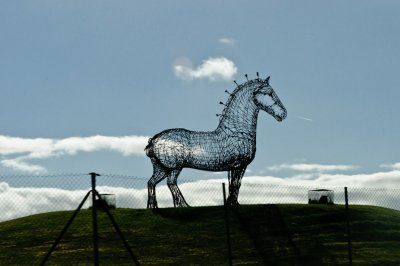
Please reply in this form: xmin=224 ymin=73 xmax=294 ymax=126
xmin=1 ymin=204 xmax=400 ymax=265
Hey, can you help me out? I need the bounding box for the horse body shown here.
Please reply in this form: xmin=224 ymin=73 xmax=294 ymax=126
xmin=146 ymin=75 xmax=286 ymax=208
xmin=146 ymin=129 xmax=256 ymax=171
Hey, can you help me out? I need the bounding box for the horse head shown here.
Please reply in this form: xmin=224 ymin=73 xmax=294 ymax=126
xmin=253 ymin=76 xmax=287 ymax=122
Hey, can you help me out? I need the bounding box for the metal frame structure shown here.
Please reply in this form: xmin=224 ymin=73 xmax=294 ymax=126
xmin=146 ymin=74 xmax=287 ymax=208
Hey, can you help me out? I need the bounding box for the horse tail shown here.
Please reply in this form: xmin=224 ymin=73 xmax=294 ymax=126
xmin=145 ymin=137 xmax=155 ymax=157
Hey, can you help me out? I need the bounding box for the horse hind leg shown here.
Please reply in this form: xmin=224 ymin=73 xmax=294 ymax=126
xmin=147 ymin=158 xmax=169 ymax=208
xmin=167 ymin=169 xmax=190 ymax=207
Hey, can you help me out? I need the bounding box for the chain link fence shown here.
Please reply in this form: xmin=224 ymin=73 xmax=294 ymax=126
xmin=1 ymin=173 xmax=400 ymax=222
xmin=1 ymin=173 xmax=400 ymax=265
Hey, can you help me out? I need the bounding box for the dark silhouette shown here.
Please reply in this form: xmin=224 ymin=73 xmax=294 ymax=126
xmin=146 ymin=74 xmax=287 ymax=208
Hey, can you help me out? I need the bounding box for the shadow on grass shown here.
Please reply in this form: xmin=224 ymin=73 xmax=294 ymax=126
xmin=151 ymin=207 xmax=204 ymax=221
xmin=234 ymin=204 xmax=339 ymax=266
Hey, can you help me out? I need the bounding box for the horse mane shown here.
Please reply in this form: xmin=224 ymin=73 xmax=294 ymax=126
xmin=146 ymin=73 xmax=286 ymax=208
xmin=218 ymin=77 xmax=266 ymax=121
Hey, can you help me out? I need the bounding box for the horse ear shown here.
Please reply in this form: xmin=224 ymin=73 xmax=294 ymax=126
xmin=266 ymin=76 xmax=270 ymax=85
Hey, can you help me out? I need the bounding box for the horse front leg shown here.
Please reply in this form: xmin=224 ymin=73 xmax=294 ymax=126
xmin=167 ymin=169 xmax=190 ymax=207
xmin=226 ymin=167 xmax=247 ymax=206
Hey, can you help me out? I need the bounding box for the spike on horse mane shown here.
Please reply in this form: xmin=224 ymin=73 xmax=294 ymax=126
xmin=245 ymin=74 xmax=248 ymax=81
xmin=233 ymin=80 xmax=239 ymax=86
xmin=225 ymin=90 xmax=231 ymax=95
xmin=256 ymin=72 xmax=259 ymax=78
xmin=146 ymin=72 xmax=287 ymax=209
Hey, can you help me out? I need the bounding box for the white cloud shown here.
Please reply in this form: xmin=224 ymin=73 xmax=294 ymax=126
xmin=0 ymin=182 xmax=88 ymax=221
xmin=0 ymin=180 xmax=223 ymax=222
xmin=0 ymin=136 xmax=54 ymax=156
xmin=310 ymin=170 xmax=400 ymax=188
xmin=52 ymin=135 xmax=148 ymax=156
xmin=173 ymin=57 xmax=237 ymax=81
xmin=264 ymin=170 xmax=400 ymax=188
xmin=0 ymin=135 xmax=149 ymax=174
xmin=2 ymin=167 xmax=400 ymax=222
xmin=1 ymin=159 xmax=47 ymax=174
xmin=267 ymin=163 xmax=358 ymax=172
xmin=218 ymin=38 xmax=236 ymax=46
xmin=380 ymin=162 xmax=400 ymax=170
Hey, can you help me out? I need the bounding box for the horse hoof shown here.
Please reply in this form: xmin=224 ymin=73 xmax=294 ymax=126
xmin=176 ymin=202 xmax=190 ymax=208
xmin=147 ymin=200 xmax=158 ymax=209
xmin=226 ymin=198 xmax=239 ymax=206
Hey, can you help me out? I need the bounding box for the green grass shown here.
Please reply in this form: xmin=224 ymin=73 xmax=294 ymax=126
xmin=1 ymin=204 xmax=400 ymax=265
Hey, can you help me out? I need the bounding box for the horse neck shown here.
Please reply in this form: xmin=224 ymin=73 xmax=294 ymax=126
xmin=217 ymin=88 xmax=260 ymax=138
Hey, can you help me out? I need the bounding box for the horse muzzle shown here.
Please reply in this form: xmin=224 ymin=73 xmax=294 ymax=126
xmin=275 ymin=108 xmax=287 ymax=122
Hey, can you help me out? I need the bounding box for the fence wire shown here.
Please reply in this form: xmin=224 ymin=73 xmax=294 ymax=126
xmin=1 ymin=173 xmax=400 ymax=222
xmin=1 ymin=173 xmax=400 ymax=265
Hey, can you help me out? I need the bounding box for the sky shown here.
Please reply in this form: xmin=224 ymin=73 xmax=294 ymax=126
xmin=1 ymin=1 xmax=400 ymax=193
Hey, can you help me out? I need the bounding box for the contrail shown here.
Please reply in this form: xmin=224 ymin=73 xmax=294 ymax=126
xmin=297 ymin=116 xmax=313 ymax=122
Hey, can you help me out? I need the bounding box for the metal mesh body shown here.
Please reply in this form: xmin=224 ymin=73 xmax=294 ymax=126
xmin=146 ymin=76 xmax=287 ymax=208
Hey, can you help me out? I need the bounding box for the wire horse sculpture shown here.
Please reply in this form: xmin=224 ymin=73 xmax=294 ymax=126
xmin=145 ymin=74 xmax=287 ymax=208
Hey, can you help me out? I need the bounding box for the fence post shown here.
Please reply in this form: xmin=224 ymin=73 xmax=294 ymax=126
xmin=344 ymin=187 xmax=353 ymax=265
xmin=222 ymin=183 xmax=233 ymax=266
xmin=90 ymin=172 xmax=100 ymax=266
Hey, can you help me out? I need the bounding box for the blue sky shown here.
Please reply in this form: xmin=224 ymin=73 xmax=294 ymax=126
xmin=1 ymin=1 xmax=400 ymax=188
